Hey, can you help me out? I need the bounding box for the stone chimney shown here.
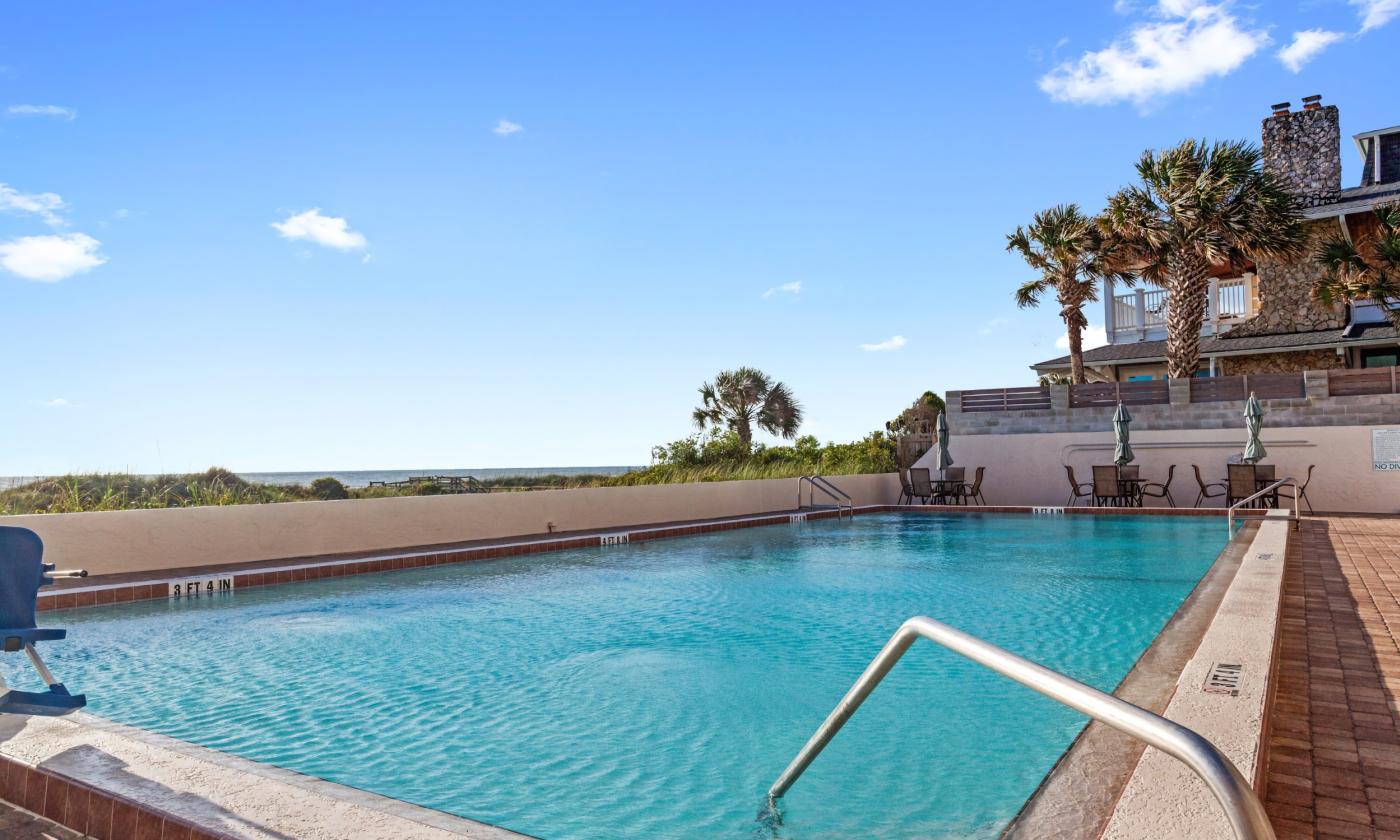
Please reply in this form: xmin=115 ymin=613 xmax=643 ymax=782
xmin=1260 ymin=95 xmax=1341 ymax=207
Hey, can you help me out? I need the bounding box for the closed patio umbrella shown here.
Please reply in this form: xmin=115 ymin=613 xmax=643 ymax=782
xmin=1243 ymin=393 xmax=1266 ymax=464
xmin=1113 ymin=401 xmax=1134 ymax=466
xmin=936 ymin=412 xmax=953 ymax=471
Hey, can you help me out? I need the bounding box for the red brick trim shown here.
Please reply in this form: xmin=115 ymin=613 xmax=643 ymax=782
xmin=35 ymin=505 xmax=1232 ymax=613
xmin=0 ymin=752 xmax=235 ymax=840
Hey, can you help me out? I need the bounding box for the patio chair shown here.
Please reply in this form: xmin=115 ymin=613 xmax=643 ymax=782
xmin=941 ymin=467 xmax=965 ymax=483
xmin=1276 ymin=465 xmax=1315 ymax=514
xmin=957 ymin=467 xmax=986 ymax=505
xmin=1064 ymin=465 xmax=1093 ymax=507
xmin=1139 ymin=465 xmax=1176 ymax=508
xmin=1118 ymin=465 xmax=1140 ymax=480
xmin=909 ymin=468 xmax=935 ymax=504
xmin=897 ymin=469 xmax=914 ymax=505
xmin=1227 ymin=464 xmax=1262 ymax=507
xmin=1192 ymin=465 xmax=1226 ymax=507
xmin=0 ymin=526 xmax=87 ymax=716
xmin=1252 ymin=463 xmax=1279 ymax=508
xmin=1093 ymin=466 xmax=1125 ymax=507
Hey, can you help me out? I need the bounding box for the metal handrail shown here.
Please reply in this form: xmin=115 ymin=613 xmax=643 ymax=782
xmin=796 ymin=476 xmax=853 ymax=518
xmin=1227 ymin=477 xmax=1297 ymax=535
xmin=768 ymin=616 xmax=1275 ymax=840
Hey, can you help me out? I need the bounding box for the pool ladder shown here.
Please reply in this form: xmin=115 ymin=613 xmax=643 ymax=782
xmin=796 ymin=476 xmax=853 ymax=519
xmin=769 ymin=616 xmax=1275 ymax=840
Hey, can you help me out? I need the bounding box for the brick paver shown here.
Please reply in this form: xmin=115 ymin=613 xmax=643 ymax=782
xmin=1267 ymin=516 xmax=1400 ymax=840
xmin=0 ymin=797 xmax=82 ymax=839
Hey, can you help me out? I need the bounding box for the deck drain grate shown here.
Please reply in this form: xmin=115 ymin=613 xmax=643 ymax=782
xmin=1203 ymin=663 xmax=1243 ymax=696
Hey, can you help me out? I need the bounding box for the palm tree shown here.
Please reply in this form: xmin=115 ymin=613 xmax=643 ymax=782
xmin=1007 ymin=204 xmax=1134 ymax=384
xmin=1314 ymin=202 xmax=1400 ymax=327
xmin=692 ymin=367 xmax=802 ymax=449
xmin=1101 ymin=139 xmax=1306 ymax=380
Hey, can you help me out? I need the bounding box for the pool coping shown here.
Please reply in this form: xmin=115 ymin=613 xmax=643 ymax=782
xmin=35 ymin=503 xmax=1236 ymax=614
xmin=1002 ymin=519 xmax=1261 ymax=838
xmin=0 ymin=711 xmax=535 ymax=840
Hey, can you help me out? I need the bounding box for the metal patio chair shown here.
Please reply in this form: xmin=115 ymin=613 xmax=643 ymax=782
xmin=909 ymin=468 xmax=935 ymax=504
xmin=1138 ymin=465 xmax=1176 ymax=508
xmin=1276 ymin=465 xmax=1316 ymax=514
xmin=956 ymin=467 xmax=986 ymax=505
xmin=1227 ymin=464 xmax=1264 ymax=507
xmin=1064 ymin=465 xmax=1093 ymax=507
xmin=1093 ymin=466 xmax=1127 ymax=507
xmin=897 ymin=469 xmax=915 ymax=505
xmin=1192 ymin=465 xmax=1226 ymax=507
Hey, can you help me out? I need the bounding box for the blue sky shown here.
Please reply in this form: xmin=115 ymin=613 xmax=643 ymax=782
xmin=2 ymin=1 xmax=1397 ymax=474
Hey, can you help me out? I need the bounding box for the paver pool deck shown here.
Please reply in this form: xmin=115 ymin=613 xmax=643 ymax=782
xmin=1266 ymin=515 xmax=1400 ymax=840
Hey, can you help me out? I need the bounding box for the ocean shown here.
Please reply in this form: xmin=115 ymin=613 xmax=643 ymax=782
xmin=0 ymin=466 xmax=642 ymax=490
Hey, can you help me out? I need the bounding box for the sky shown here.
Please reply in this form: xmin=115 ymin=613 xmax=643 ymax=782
xmin=2 ymin=1 xmax=1397 ymax=474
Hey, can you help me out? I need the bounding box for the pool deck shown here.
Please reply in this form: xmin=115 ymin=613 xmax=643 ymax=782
xmin=1265 ymin=515 xmax=1400 ymax=840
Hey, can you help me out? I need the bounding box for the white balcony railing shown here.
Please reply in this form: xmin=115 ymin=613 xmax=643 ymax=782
xmin=1108 ymin=274 xmax=1255 ymax=343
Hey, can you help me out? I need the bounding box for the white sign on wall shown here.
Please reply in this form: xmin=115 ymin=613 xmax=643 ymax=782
xmin=1374 ymin=429 xmax=1400 ymax=471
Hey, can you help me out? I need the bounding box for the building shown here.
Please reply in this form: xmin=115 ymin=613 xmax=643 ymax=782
xmin=1032 ymin=95 xmax=1400 ymax=383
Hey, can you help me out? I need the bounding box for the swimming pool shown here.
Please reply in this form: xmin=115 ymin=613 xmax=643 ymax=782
xmin=6 ymin=513 xmax=1224 ymax=839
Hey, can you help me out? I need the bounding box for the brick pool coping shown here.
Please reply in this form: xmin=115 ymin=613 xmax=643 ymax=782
xmin=35 ymin=503 xmax=1237 ymax=614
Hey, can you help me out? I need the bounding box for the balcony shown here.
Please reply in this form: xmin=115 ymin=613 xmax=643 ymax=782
xmin=1107 ymin=274 xmax=1256 ymax=344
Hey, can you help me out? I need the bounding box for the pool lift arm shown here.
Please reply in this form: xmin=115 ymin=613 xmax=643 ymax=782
xmin=0 ymin=526 xmax=87 ymax=716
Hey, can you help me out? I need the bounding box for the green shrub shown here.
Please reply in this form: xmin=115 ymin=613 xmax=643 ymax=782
xmin=309 ymin=477 xmax=349 ymax=500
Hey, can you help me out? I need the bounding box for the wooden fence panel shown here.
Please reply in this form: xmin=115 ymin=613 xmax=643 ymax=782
xmin=1068 ymin=380 xmax=1169 ymax=408
xmin=959 ymin=386 xmax=1051 ymax=413
xmin=1328 ymin=367 xmax=1398 ymax=397
xmin=1190 ymin=375 xmax=1248 ymax=403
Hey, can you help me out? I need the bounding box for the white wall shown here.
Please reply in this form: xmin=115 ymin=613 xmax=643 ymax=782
xmin=915 ymin=425 xmax=1396 ymax=513
xmin=3 ymin=474 xmax=901 ymax=577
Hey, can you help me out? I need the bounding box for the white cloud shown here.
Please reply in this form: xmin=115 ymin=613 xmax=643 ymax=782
xmin=1055 ymin=324 xmax=1109 ymax=350
xmin=1277 ymin=29 xmax=1346 ymax=72
xmin=0 ymin=183 xmax=65 ymax=226
xmin=860 ymin=335 xmax=907 ymax=352
xmin=492 ymin=119 xmax=523 ymax=136
xmin=1039 ymin=3 xmax=1269 ymax=107
xmin=39 ymin=398 xmax=70 ymax=408
xmin=7 ymin=104 xmax=76 ymax=120
xmin=761 ymin=281 xmax=802 ymax=299
xmin=978 ymin=316 xmax=1010 ymax=336
xmin=0 ymin=233 xmax=107 ymax=281
xmin=1352 ymin=0 xmax=1400 ymax=31
xmin=271 ymin=209 xmax=367 ymax=253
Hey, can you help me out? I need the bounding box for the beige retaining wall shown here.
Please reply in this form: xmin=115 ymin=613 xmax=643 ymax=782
xmin=914 ymin=424 xmax=1399 ymax=514
xmin=2 ymin=474 xmax=901 ymax=577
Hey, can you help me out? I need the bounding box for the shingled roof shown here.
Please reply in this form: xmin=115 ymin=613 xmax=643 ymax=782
xmin=1032 ymin=323 xmax=1399 ymax=371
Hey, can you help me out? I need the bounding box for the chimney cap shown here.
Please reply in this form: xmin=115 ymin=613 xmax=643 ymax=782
xmin=1302 ymin=94 xmax=1322 ymax=103
xmin=1302 ymin=94 xmax=1323 ymax=111
xmin=1271 ymin=101 xmax=1291 ymax=115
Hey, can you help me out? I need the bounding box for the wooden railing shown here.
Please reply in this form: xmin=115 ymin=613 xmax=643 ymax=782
xmin=1191 ymin=372 xmax=1305 ymax=403
xmin=955 ymin=365 xmax=1400 ymax=414
xmin=1068 ymin=379 xmax=1169 ymax=408
xmin=959 ymin=386 xmax=1052 ymax=413
xmin=1328 ymin=367 xmax=1400 ymax=396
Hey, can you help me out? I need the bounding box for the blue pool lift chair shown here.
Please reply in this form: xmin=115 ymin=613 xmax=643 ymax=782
xmin=0 ymin=526 xmax=87 ymax=716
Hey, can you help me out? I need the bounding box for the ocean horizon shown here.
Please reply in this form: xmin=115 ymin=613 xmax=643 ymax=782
xmin=1 ymin=466 xmax=643 ymax=490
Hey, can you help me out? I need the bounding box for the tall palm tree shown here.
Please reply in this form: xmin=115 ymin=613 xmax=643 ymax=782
xmin=1007 ymin=204 xmax=1134 ymax=384
xmin=1101 ymin=139 xmax=1306 ymax=380
xmin=1314 ymin=202 xmax=1400 ymax=327
xmin=692 ymin=367 xmax=802 ymax=449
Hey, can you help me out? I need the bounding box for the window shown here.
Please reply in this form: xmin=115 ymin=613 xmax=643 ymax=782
xmin=1127 ymin=374 xmax=1155 ymax=382
xmin=1360 ymin=347 xmax=1399 ymax=368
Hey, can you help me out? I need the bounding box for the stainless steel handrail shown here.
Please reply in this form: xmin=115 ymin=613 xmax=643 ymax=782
xmin=1227 ymin=477 xmax=1297 ymax=535
xmin=796 ymin=476 xmax=853 ymax=518
xmin=768 ymin=616 xmax=1276 ymax=840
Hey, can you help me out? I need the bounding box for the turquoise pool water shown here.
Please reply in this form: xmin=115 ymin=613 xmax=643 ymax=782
xmin=6 ymin=513 xmax=1223 ymax=839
